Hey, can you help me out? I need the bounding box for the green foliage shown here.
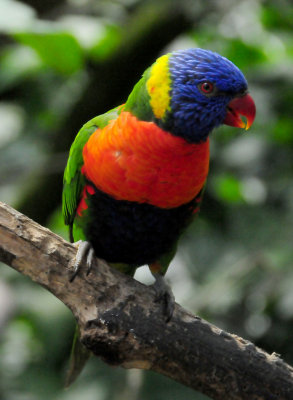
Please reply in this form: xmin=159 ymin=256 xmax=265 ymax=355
xmin=89 ymin=24 xmax=122 ymax=61
xmin=1 ymin=1 xmax=293 ymax=399
xmin=261 ymin=3 xmax=293 ymax=30
xmin=225 ymin=39 xmax=268 ymax=68
xmin=211 ymin=173 xmax=244 ymax=204
xmin=272 ymin=117 xmax=293 ymax=145
xmin=14 ymin=31 xmax=84 ymax=75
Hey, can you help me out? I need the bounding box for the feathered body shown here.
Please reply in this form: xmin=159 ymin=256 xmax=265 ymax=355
xmin=78 ymin=111 xmax=209 ymax=266
xmin=63 ymin=48 xmax=255 ymax=275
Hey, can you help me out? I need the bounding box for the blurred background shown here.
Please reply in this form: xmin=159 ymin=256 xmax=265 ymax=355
xmin=0 ymin=0 xmax=293 ymax=399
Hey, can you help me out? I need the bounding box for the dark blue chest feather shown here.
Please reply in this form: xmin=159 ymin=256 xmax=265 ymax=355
xmin=84 ymin=186 xmax=201 ymax=266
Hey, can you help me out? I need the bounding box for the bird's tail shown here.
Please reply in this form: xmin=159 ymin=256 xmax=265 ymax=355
xmin=65 ymin=324 xmax=91 ymax=387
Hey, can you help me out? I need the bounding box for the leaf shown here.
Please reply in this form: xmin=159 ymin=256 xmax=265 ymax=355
xmin=272 ymin=118 xmax=293 ymax=144
xmin=212 ymin=174 xmax=244 ymax=204
xmin=89 ymin=24 xmax=122 ymax=61
xmin=225 ymin=39 xmax=267 ymax=69
xmin=13 ymin=30 xmax=84 ymax=75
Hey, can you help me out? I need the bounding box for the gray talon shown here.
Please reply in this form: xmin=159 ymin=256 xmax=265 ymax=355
xmin=70 ymin=241 xmax=93 ymax=282
xmin=152 ymin=273 xmax=175 ymax=322
xmin=86 ymin=247 xmax=95 ymax=275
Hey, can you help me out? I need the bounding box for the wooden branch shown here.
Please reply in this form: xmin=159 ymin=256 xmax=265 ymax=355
xmin=1 ymin=201 xmax=293 ymax=400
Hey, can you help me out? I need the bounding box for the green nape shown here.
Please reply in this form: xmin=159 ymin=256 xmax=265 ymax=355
xmin=124 ymin=67 xmax=154 ymax=122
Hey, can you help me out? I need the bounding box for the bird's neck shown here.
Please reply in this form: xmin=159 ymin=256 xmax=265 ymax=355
xmin=123 ymin=70 xmax=213 ymax=144
xmin=124 ymin=68 xmax=154 ymax=122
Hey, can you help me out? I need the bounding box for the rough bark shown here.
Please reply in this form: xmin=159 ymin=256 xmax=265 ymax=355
xmin=1 ymin=201 xmax=293 ymax=400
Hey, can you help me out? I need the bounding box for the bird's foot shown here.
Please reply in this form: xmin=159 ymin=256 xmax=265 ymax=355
xmin=69 ymin=240 xmax=95 ymax=282
xmin=151 ymin=273 xmax=175 ymax=322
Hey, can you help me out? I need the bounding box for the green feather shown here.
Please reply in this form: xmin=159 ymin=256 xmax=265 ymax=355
xmin=62 ymin=107 xmax=120 ymax=230
xmin=124 ymin=67 xmax=154 ymax=121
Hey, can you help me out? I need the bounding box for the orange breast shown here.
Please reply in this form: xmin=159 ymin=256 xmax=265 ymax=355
xmin=82 ymin=111 xmax=209 ymax=208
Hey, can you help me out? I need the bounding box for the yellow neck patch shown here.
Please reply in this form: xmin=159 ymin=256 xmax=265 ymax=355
xmin=146 ymin=54 xmax=171 ymax=119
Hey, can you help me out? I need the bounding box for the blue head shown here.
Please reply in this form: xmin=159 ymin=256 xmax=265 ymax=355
xmin=147 ymin=48 xmax=255 ymax=143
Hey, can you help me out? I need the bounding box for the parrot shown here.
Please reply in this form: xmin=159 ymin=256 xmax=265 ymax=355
xmin=62 ymin=48 xmax=256 ymax=384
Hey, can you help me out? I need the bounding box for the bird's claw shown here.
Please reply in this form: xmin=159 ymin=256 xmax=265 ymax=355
xmin=69 ymin=241 xmax=94 ymax=282
xmin=152 ymin=273 xmax=175 ymax=322
xmin=85 ymin=247 xmax=95 ymax=276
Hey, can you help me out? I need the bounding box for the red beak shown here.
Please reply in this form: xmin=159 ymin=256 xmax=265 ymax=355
xmin=223 ymin=93 xmax=256 ymax=130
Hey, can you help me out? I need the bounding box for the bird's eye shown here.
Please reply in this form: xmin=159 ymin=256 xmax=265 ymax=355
xmin=200 ymin=81 xmax=214 ymax=94
xmin=239 ymin=87 xmax=247 ymax=96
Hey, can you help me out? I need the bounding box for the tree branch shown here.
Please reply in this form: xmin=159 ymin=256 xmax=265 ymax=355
xmin=0 ymin=201 xmax=293 ymax=400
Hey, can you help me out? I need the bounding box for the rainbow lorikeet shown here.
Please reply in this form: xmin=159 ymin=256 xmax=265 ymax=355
xmin=62 ymin=48 xmax=255 ymax=382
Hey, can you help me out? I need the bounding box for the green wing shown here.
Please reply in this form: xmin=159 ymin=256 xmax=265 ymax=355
xmin=62 ymin=107 xmax=120 ymax=231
